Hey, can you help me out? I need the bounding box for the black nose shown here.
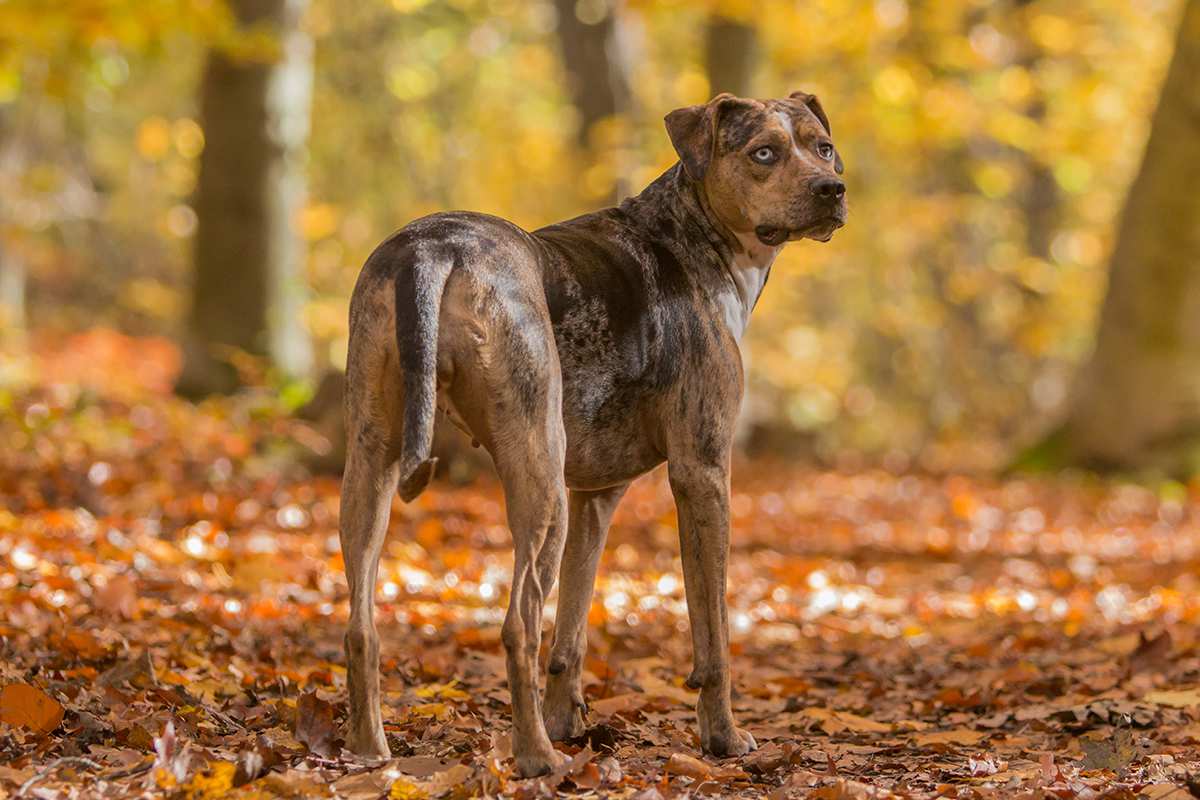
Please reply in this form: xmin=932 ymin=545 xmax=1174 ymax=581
xmin=812 ymin=177 xmax=845 ymax=199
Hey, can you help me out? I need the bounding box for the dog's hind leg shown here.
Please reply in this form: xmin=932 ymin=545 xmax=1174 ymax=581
xmin=340 ymin=435 xmax=397 ymax=758
xmin=451 ymin=297 xmax=569 ymax=777
xmin=495 ymin=452 xmax=568 ymax=777
xmin=339 ymin=313 xmax=401 ymax=759
xmin=543 ymin=484 xmax=627 ymax=740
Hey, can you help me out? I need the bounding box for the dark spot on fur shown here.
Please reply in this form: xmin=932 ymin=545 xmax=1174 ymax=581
xmin=718 ymin=105 xmax=766 ymax=153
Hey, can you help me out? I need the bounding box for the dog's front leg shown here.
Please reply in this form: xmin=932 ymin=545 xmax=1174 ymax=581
xmin=668 ymin=461 xmax=757 ymax=758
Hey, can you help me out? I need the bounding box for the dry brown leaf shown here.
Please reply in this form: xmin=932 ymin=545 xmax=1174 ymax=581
xmin=294 ymin=690 xmax=337 ymax=758
xmin=590 ymin=692 xmax=647 ymax=717
xmin=912 ymin=729 xmax=987 ymax=746
xmin=799 ymin=707 xmax=892 ymax=735
xmin=95 ymin=575 xmax=138 ymax=619
xmin=1079 ymin=728 xmax=1137 ymax=771
xmin=418 ymin=763 xmax=474 ymax=797
xmin=1143 ymin=687 xmax=1200 ymax=708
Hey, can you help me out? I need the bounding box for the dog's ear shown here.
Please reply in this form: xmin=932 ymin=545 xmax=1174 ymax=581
xmin=789 ymin=90 xmax=831 ymax=135
xmin=665 ymin=93 xmax=755 ymax=181
xmin=789 ymin=90 xmax=843 ymax=174
xmin=664 ymin=99 xmax=719 ymax=182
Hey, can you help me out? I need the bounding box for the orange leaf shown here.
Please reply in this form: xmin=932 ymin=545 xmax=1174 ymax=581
xmin=0 ymin=683 xmax=64 ymax=733
xmin=664 ymin=753 xmax=711 ymax=780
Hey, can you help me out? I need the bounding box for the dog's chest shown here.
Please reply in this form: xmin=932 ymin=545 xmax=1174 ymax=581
xmin=718 ymin=236 xmax=779 ymax=339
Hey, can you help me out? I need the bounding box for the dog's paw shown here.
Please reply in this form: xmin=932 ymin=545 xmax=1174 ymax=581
xmin=702 ymin=725 xmax=757 ymax=758
xmin=542 ymin=684 xmax=587 ymax=742
xmin=514 ymin=745 xmax=568 ymax=778
xmin=543 ymin=698 xmax=586 ymax=741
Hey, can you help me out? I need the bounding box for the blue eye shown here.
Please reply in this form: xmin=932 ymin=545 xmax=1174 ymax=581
xmin=751 ymin=147 xmax=777 ymax=165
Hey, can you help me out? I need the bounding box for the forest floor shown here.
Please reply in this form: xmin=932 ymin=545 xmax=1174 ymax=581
xmin=2 ymin=330 xmax=1200 ymax=799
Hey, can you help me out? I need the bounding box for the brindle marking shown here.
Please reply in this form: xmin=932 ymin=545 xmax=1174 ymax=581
xmin=340 ymin=92 xmax=847 ymax=776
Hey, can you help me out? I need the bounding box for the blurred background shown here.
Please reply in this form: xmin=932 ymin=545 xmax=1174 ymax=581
xmin=1 ymin=0 xmax=1198 ymax=477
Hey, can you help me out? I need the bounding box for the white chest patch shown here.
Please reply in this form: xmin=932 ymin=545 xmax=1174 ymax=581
xmin=718 ymin=235 xmax=780 ymax=340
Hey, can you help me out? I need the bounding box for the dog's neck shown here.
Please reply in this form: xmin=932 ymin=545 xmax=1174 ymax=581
xmin=622 ymin=165 xmax=780 ymax=340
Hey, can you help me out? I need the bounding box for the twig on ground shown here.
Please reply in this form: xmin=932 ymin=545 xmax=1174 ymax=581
xmin=15 ymin=756 xmax=154 ymax=797
xmin=16 ymin=757 xmax=103 ymax=798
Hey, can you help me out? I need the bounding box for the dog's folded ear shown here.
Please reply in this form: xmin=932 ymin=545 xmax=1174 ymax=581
xmin=789 ymin=90 xmax=843 ymax=174
xmin=665 ymin=93 xmax=756 ymax=182
xmin=789 ymin=90 xmax=831 ymax=135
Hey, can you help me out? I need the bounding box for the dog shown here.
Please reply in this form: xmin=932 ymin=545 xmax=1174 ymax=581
xmin=339 ymin=91 xmax=847 ymax=776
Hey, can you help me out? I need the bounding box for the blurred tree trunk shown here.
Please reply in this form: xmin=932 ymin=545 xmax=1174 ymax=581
xmin=705 ymin=14 xmax=758 ymax=96
xmin=0 ymin=244 xmax=25 ymax=339
xmin=553 ymin=0 xmax=633 ymax=204
xmin=1042 ymin=0 xmax=1200 ymax=471
xmin=178 ymin=0 xmax=314 ymax=397
xmin=0 ymin=107 xmax=25 ymax=341
xmin=1012 ymin=1 xmax=1059 ymax=261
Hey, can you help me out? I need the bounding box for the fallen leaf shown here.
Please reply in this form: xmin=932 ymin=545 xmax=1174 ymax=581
xmin=295 ymin=691 xmax=337 ymax=758
xmin=912 ymin=729 xmax=988 ymax=747
xmin=630 ymin=788 xmax=665 ymax=800
xmin=0 ymin=683 xmax=64 ymax=733
xmin=180 ymin=760 xmax=236 ymax=800
xmin=596 ymin=756 xmax=622 ymax=785
xmin=98 ymin=650 xmax=157 ymax=688
xmin=664 ymin=752 xmax=712 ymax=780
xmin=409 ymin=702 xmax=455 ymax=721
xmin=95 ymin=575 xmax=138 ymax=619
xmin=413 ymin=680 xmax=470 ymax=702
xmin=1128 ymin=630 xmax=1173 ymax=674
xmin=388 ymin=777 xmax=429 ymax=800
xmin=1143 ymin=688 xmax=1200 ymax=708
xmin=1079 ymin=728 xmax=1137 ymax=771
xmin=418 ymin=763 xmax=473 ymax=797
xmin=590 ymin=692 xmax=647 ymax=717
xmin=968 ymin=755 xmax=1002 ymax=775
xmin=799 ymin=707 xmax=892 ymax=735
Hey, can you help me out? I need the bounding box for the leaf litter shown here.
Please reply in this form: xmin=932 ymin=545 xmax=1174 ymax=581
xmin=1 ymin=331 xmax=1200 ymax=797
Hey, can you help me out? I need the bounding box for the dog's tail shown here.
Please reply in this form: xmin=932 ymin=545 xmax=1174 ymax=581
xmin=393 ymin=245 xmax=453 ymax=502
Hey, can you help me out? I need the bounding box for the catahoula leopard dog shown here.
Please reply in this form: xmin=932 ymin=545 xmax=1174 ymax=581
xmin=339 ymin=91 xmax=847 ymax=776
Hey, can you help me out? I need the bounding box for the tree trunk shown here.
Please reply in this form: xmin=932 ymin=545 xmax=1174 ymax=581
xmin=705 ymin=14 xmax=758 ymax=97
xmin=178 ymin=0 xmax=314 ymax=396
xmin=1049 ymin=0 xmax=1200 ymax=471
xmin=553 ymin=0 xmax=633 ymax=204
xmin=0 ymin=241 xmax=25 ymax=340
xmin=0 ymin=106 xmax=25 ymax=342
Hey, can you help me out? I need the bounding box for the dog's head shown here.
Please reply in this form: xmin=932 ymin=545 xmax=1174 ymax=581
xmin=665 ymin=92 xmax=846 ymax=246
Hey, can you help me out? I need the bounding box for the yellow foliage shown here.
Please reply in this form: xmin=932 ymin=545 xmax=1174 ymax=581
xmin=414 ymin=679 xmax=470 ymax=702
xmin=136 ymin=117 xmax=173 ymax=161
xmin=182 ymin=761 xmax=237 ymax=800
xmin=389 ymin=778 xmax=429 ymax=800
xmin=0 ymin=0 xmax=1185 ymax=469
xmin=409 ymin=702 xmax=456 ymax=720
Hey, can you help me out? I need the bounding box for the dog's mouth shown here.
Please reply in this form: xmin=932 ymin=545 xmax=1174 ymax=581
xmin=756 ymin=214 xmax=846 ymax=246
xmin=754 ymin=226 xmax=790 ymax=247
xmin=806 ymin=216 xmax=846 ymax=242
